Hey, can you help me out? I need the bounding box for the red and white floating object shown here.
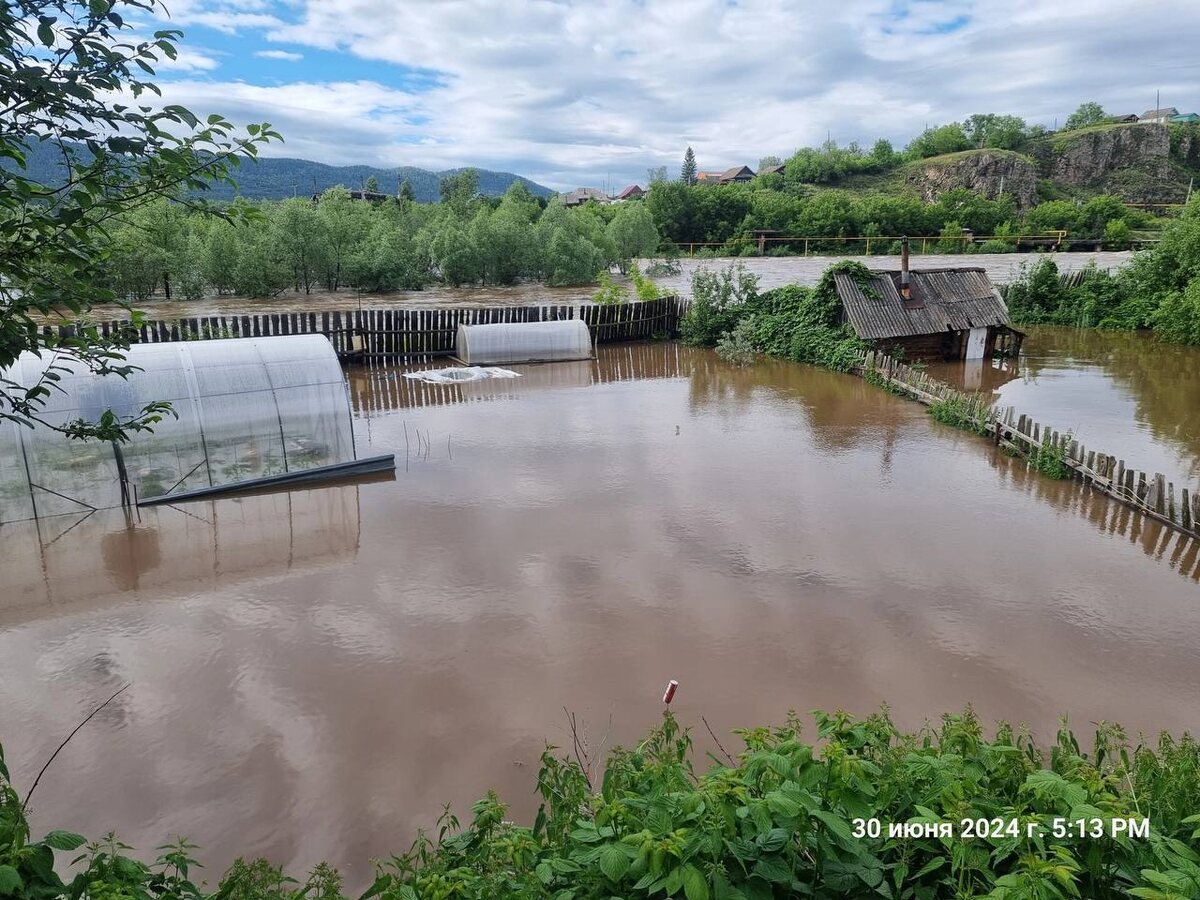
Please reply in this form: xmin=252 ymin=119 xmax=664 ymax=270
xmin=662 ymin=679 xmax=679 ymax=704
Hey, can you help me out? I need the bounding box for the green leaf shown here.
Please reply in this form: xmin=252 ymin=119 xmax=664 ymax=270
xmin=812 ymin=810 xmax=855 ymax=847
xmin=43 ymin=830 xmax=87 ymax=851
xmin=752 ymin=856 xmax=792 ymax=884
xmin=912 ymin=857 xmax=945 ymax=879
xmin=682 ymin=863 xmax=710 ymax=900
xmin=631 ymin=871 xmax=657 ymax=890
xmin=599 ymin=843 xmax=630 ymax=882
xmin=0 ymin=865 xmax=23 ymax=894
xmin=756 ymin=827 xmax=789 ymax=852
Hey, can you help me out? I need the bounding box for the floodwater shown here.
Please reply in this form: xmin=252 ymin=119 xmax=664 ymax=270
xmin=649 ymin=250 xmax=1133 ymax=297
xmin=927 ymin=327 xmax=1200 ymax=491
xmin=68 ymin=250 xmax=1133 ymax=320
xmin=1 ymin=343 xmax=1197 ymax=890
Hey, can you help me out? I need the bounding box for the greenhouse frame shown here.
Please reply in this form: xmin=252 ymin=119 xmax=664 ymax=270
xmin=1 ymin=335 xmax=387 ymax=524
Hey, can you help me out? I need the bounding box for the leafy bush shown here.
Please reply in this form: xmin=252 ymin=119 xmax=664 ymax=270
xmin=978 ymin=239 xmax=1013 ymax=254
xmin=715 ymin=319 xmax=757 ymax=366
xmin=1035 ymin=437 xmax=1071 ymax=479
xmin=680 ymin=263 xmax=760 ymax=345
xmin=629 ymin=264 xmax=664 ymax=301
xmin=593 ymin=272 xmax=629 ymax=305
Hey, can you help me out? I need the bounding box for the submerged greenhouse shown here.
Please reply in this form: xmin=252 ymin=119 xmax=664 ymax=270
xmin=455 ymin=319 xmax=593 ymax=365
xmin=0 ymin=336 xmax=390 ymax=524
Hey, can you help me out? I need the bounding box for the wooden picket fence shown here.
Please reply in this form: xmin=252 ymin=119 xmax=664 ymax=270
xmin=857 ymin=350 xmax=1200 ymax=542
xmin=50 ymin=296 xmax=690 ymax=360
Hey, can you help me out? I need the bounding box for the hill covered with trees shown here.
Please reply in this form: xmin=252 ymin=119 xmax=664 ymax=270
xmin=8 ymin=138 xmax=552 ymax=202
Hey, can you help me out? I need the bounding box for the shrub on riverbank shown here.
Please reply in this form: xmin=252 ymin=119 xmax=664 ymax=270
xmin=1005 ymin=198 xmax=1200 ymax=343
xmin=4 ymin=710 xmax=1198 ymax=899
xmin=681 ymin=262 xmax=866 ymax=371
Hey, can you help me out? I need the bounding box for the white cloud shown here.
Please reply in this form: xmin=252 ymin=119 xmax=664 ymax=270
xmin=144 ymin=0 xmax=1200 ymax=189
xmin=255 ymin=49 xmax=303 ymax=61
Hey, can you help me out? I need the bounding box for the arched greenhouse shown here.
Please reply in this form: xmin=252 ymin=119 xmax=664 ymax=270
xmin=455 ymin=319 xmax=593 ymax=365
xmin=0 ymin=335 xmax=387 ymax=524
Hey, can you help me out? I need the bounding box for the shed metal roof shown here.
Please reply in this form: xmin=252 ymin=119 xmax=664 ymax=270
xmin=832 ymin=267 xmax=1011 ymax=340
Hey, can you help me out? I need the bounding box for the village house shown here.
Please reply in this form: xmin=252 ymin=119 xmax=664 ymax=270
xmin=831 ymin=242 xmax=1022 ymax=361
xmin=696 ymin=165 xmax=756 ymax=185
xmin=758 ymin=164 xmax=786 ymax=177
xmin=561 ymin=187 xmax=609 ymax=207
xmin=1140 ymin=107 xmax=1179 ymax=124
xmin=614 ymin=184 xmax=645 ymax=201
xmin=1172 ymin=112 xmax=1200 ymax=124
xmin=311 ymin=188 xmax=391 ymax=203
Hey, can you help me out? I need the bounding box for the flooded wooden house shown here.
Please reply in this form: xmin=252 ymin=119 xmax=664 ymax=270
xmin=832 ymin=242 xmax=1023 ymax=361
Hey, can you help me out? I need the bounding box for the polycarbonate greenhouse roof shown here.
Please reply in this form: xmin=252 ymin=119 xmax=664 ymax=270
xmin=456 ymin=319 xmax=593 ymax=365
xmin=0 ymin=336 xmax=358 ymax=523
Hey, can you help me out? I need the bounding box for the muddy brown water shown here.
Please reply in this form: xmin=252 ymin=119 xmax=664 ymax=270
xmin=67 ymin=251 xmax=1133 ymax=320
xmin=1 ymin=340 xmax=1197 ymax=889
xmin=927 ymin=326 xmax=1200 ymax=491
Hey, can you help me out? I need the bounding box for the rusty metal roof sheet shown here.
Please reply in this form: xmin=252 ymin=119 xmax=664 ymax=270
xmin=833 ymin=267 xmax=1011 ymax=340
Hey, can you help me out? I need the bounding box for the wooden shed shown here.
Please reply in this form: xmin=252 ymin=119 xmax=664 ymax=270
xmin=831 ymin=249 xmax=1022 ymax=361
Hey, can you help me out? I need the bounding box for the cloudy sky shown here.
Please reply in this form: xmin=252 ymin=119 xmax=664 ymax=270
xmin=140 ymin=0 xmax=1199 ymax=190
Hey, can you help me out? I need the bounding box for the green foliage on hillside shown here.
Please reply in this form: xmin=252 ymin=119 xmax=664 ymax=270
xmin=5 ymin=710 xmax=1199 ymax=899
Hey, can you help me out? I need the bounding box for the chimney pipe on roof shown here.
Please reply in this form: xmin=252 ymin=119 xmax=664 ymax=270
xmin=900 ymin=236 xmax=911 ymax=299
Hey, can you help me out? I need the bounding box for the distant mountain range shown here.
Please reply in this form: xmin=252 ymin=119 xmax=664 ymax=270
xmin=7 ymin=140 xmax=554 ymax=202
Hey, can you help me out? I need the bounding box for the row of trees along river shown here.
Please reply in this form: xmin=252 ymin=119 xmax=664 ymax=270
xmin=101 ymin=180 xmax=1200 ymax=346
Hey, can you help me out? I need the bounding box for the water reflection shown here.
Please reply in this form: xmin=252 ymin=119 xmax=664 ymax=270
xmin=0 ymin=487 xmax=362 ymax=616
xmin=928 ymin=327 xmax=1200 ymax=491
xmin=347 ymin=342 xmax=689 ymax=412
xmin=985 ymin=452 xmax=1200 ymax=582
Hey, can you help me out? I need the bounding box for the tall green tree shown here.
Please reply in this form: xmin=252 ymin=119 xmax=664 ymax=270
xmin=681 ymin=147 xmax=697 ymax=186
xmin=1064 ymin=101 xmax=1107 ymax=131
xmin=963 ymin=113 xmax=1028 ymax=150
xmin=316 ymin=186 xmax=369 ymax=290
xmin=0 ymin=0 xmax=278 ymax=440
xmin=363 ymin=175 xmax=379 ymax=193
xmin=439 ymin=168 xmax=480 ymax=215
xmin=399 ymin=177 xmax=415 ymax=201
xmin=605 ymin=202 xmax=660 ymax=274
xmin=270 ymin=199 xmax=329 ymax=293
xmin=907 ymin=123 xmax=972 ymax=158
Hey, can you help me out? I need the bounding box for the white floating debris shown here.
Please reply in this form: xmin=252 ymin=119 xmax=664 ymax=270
xmin=402 ymin=366 xmax=522 ymax=384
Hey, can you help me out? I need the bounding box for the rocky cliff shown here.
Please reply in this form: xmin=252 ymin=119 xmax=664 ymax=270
xmin=902 ymin=124 xmax=1196 ymax=207
xmin=1024 ymin=123 xmax=1189 ymax=203
xmin=904 ymin=150 xmax=1040 ymax=210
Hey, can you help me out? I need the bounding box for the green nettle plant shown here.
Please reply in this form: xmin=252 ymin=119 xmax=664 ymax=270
xmin=4 ymin=710 xmax=1199 ymax=899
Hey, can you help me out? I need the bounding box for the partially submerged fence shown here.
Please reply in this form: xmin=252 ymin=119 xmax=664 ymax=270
xmin=857 ymin=351 xmax=1200 ymax=543
xmin=51 ymin=297 xmax=689 ymax=360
